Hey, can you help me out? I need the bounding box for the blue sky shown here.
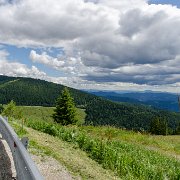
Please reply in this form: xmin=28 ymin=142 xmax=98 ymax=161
xmin=149 ymin=0 xmax=180 ymax=7
xmin=0 ymin=0 xmax=180 ymax=92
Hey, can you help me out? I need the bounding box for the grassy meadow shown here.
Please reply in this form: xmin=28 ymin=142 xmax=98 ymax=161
xmin=12 ymin=106 xmax=180 ymax=179
xmin=16 ymin=106 xmax=86 ymax=125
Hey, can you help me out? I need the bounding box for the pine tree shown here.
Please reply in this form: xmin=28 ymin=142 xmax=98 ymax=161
xmin=159 ymin=120 xmax=168 ymax=135
xmin=176 ymin=122 xmax=180 ymax=135
xmin=53 ymin=87 xmax=77 ymax=125
xmin=149 ymin=117 xmax=168 ymax=135
xmin=149 ymin=117 xmax=160 ymax=135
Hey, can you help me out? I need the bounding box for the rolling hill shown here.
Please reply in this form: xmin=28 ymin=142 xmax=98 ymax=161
xmin=0 ymin=75 xmax=96 ymax=107
xmin=0 ymin=75 xmax=180 ymax=131
xmin=88 ymin=91 xmax=179 ymax=112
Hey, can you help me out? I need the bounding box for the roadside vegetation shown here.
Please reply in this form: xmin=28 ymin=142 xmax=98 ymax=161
xmin=13 ymin=117 xmax=179 ymax=180
xmin=10 ymin=121 xmax=118 ymax=180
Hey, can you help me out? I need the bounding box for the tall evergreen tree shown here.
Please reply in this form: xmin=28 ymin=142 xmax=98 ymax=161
xmin=149 ymin=117 xmax=168 ymax=135
xmin=159 ymin=120 xmax=168 ymax=135
xmin=53 ymin=87 xmax=77 ymax=125
xmin=149 ymin=117 xmax=160 ymax=135
xmin=176 ymin=122 xmax=180 ymax=135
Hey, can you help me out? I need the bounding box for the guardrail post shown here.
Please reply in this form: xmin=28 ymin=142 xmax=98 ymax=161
xmin=4 ymin=116 xmax=8 ymax=122
xmin=21 ymin=137 xmax=29 ymax=149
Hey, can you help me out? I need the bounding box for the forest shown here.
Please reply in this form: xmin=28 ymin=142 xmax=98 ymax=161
xmin=0 ymin=75 xmax=180 ymax=131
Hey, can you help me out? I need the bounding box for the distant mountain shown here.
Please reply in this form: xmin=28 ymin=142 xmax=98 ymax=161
xmin=88 ymin=91 xmax=179 ymax=112
xmin=0 ymin=75 xmax=179 ymax=130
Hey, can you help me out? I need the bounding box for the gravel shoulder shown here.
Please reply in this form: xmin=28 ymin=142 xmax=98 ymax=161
xmin=31 ymin=154 xmax=74 ymax=180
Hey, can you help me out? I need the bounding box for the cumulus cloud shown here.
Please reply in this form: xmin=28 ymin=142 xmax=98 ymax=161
xmin=0 ymin=0 xmax=115 ymax=47
xmin=0 ymin=49 xmax=46 ymax=78
xmin=0 ymin=60 xmax=46 ymax=78
xmin=30 ymin=50 xmax=65 ymax=69
xmin=1 ymin=0 xmax=180 ymax=88
xmin=29 ymin=50 xmax=96 ymax=76
xmin=80 ymin=8 xmax=180 ymax=67
xmin=0 ymin=48 xmax=91 ymax=88
xmin=29 ymin=49 xmax=180 ymax=86
xmin=82 ymin=55 xmax=180 ymax=85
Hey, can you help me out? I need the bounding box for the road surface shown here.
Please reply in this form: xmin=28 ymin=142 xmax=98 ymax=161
xmin=0 ymin=138 xmax=13 ymax=180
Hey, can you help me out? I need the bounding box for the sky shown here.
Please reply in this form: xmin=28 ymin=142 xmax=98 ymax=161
xmin=0 ymin=0 xmax=180 ymax=92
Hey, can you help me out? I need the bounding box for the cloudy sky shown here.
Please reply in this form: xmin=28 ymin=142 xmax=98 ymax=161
xmin=0 ymin=0 xmax=180 ymax=92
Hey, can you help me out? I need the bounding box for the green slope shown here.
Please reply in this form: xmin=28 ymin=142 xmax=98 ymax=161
xmin=11 ymin=115 xmax=180 ymax=180
xmin=0 ymin=75 xmax=180 ymax=130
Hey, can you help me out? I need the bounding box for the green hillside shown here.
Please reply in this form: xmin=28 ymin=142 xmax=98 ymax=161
xmin=10 ymin=107 xmax=180 ymax=180
xmin=0 ymin=75 xmax=180 ymax=131
xmin=16 ymin=106 xmax=180 ymax=155
xmin=0 ymin=75 xmax=96 ymax=107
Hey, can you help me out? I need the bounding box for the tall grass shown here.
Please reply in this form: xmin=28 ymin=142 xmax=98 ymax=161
xmin=80 ymin=125 xmax=180 ymax=155
xmin=24 ymin=118 xmax=180 ymax=180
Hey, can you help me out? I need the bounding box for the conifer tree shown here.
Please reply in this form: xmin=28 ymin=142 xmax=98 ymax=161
xmin=176 ymin=122 xmax=180 ymax=135
xmin=159 ymin=120 xmax=168 ymax=135
xmin=149 ymin=117 xmax=160 ymax=135
xmin=53 ymin=87 xmax=77 ymax=125
xmin=149 ymin=117 xmax=168 ymax=135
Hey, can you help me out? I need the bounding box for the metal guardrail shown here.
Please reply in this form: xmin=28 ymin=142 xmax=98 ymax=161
xmin=0 ymin=116 xmax=44 ymax=180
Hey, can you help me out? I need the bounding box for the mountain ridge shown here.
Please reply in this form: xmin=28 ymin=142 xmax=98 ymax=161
xmin=87 ymin=90 xmax=180 ymax=112
xmin=0 ymin=75 xmax=179 ymax=131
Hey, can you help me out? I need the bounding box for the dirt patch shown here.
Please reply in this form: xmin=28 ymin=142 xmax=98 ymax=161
xmin=31 ymin=154 xmax=75 ymax=180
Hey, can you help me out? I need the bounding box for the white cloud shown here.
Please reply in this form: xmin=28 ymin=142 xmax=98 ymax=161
xmin=0 ymin=49 xmax=46 ymax=78
xmin=30 ymin=50 xmax=65 ymax=69
xmin=0 ymin=0 xmax=8 ymax=5
xmin=29 ymin=49 xmax=180 ymax=86
xmin=0 ymin=0 xmax=115 ymax=47
xmin=97 ymin=0 xmax=148 ymax=11
xmin=0 ymin=59 xmax=46 ymax=78
xmin=1 ymin=49 xmax=180 ymax=93
xmin=29 ymin=50 xmax=99 ymax=79
xmin=1 ymin=0 xmax=180 ymax=90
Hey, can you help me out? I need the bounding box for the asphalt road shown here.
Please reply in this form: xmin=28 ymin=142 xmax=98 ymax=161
xmin=0 ymin=139 xmax=13 ymax=180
